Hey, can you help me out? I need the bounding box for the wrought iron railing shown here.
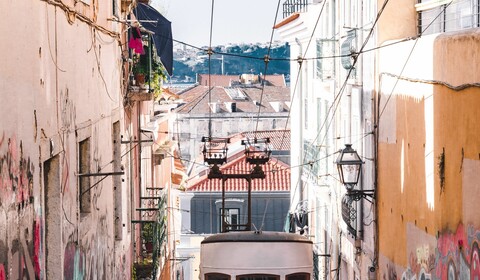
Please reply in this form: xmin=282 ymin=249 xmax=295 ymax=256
xmin=282 ymin=0 xmax=310 ymax=18
xmin=417 ymin=0 xmax=480 ymax=35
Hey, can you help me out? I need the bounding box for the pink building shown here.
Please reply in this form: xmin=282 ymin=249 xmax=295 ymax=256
xmin=0 ymin=0 xmax=177 ymax=279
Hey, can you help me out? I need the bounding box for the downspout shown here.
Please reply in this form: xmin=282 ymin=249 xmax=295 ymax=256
xmin=357 ymin=2 xmax=365 ymax=245
xmin=137 ymin=101 xmax=142 ymax=259
xmin=373 ymin=64 xmax=380 ymax=276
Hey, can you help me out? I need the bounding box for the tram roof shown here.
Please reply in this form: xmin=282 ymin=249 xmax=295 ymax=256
xmin=201 ymin=231 xmax=313 ymax=244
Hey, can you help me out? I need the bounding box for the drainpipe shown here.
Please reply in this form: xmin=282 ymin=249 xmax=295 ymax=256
xmin=137 ymin=101 xmax=142 ymax=260
xmin=357 ymin=0 xmax=365 ymax=245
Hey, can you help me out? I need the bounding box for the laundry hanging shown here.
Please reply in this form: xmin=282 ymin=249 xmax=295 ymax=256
xmin=128 ymin=27 xmax=144 ymax=55
xmin=133 ymin=3 xmax=173 ymax=75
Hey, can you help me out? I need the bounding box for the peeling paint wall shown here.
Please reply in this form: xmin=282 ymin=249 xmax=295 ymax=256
xmin=0 ymin=137 xmax=40 ymax=280
xmin=377 ymin=29 xmax=480 ymax=279
xmin=0 ymin=0 xmax=132 ymax=279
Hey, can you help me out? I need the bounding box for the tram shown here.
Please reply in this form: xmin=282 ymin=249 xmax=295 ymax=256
xmin=199 ymin=231 xmax=313 ymax=280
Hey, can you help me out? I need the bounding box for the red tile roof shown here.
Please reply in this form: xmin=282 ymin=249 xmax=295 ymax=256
xmin=175 ymin=85 xmax=290 ymax=114
xmin=228 ymin=130 xmax=291 ymax=151
xmin=186 ymin=152 xmax=290 ymax=192
xmin=274 ymin=13 xmax=300 ymax=29
xmin=242 ymin=130 xmax=290 ymax=151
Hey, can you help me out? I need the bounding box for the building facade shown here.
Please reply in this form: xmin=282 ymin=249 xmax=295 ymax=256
xmin=277 ymin=0 xmax=480 ymax=279
xmin=277 ymin=0 xmax=378 ymax=278
xmin=0 ymin=1 xmax=133 ymax=278
xmin=376 ymin=0 xmax=480 ymax=279
xmin=173 ymin=74 xmax=291 ymax=175
xmin=0 ymin=0 xmax=178 ymax=279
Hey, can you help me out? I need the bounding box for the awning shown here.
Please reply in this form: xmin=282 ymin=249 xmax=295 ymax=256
xmin=134 ymin=3 xmax=173 ymax=76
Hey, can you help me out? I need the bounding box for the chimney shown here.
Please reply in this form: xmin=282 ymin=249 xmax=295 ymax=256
xmin=270 ymin=102 xmax=283 ymax=112
xmin=208 ymin=102 xmax=219 ymax=113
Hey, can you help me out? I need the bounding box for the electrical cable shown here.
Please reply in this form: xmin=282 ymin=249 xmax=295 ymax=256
xmin=207 ymin=0 xmax=216 ymax=139
xmin=253 ymin=0 xmax=283 ymax=137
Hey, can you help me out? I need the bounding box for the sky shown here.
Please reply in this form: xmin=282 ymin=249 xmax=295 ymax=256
xmin=151 ymin=0 xmax=282 ymax=48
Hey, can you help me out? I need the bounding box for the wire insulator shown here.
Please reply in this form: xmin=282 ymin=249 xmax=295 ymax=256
xmin=297 ymin=56 xmax=304 ymax=65
xmin=263 ymin=55 xmax=270 ymax=64
xmin=207 ymin=48 xmax=214 ymax=56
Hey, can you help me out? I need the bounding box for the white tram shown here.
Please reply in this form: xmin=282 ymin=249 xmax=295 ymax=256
xmin=200 ymin=231 xmax=313 ymax=280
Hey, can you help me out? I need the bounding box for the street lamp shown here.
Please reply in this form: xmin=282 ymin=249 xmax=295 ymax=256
xmin=336 ymin=144 xmax=374 ymax=202
xmin=336 ymin=144 xmax=363 ymax=190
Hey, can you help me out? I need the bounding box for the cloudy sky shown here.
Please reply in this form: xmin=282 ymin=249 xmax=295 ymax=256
xmin=151 ymin=0 xmax=283 ymax=47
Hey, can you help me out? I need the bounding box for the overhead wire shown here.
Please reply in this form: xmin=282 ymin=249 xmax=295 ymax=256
xmin=290 ymin=0 xmax=394 ymax=208
xmin=253 ymin=0 xmax=283 ymax=137
xmin=285 ymin=0 xmax=333 ymax=207
xmin=207 ymin=0 xmax=216 ymax=139
xmin=164 ymin=33 xmax=418 ymax=63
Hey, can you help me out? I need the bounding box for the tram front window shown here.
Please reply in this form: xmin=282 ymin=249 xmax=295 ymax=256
xmin=286 ymin=273 xmax=310 ymax=280
xmin=237 ymin=274 xmax=279 ymax=280
xmin=206 ymin=273 xmax=231 ymax=280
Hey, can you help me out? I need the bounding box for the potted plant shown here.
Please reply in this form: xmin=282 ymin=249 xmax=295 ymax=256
xmin=142 ymin=223 xmax=155 ymax=253
xmin=150 ymin=58 xmax=168 ymax=100
xmin=132 ymin=54 xmax=148 ymax=86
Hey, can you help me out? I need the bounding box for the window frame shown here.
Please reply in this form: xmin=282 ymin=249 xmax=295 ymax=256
xmin=78 ymin=137 xmax=91 ymax=214
xmin=205 ymin=273 xmax=231 ymax=280
xmin=219 ymin=208 xmax=240 ymax=231
xmin=236 ymin=274 xmax=280 ymax=280
xmin=286 ymin=273 xmax=311 ymax=280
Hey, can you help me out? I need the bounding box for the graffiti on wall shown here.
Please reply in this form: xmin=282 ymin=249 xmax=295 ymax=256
xmin=64 ymin=242 xmax=85 ymax=280
xmin=382 ymin=223 xmax=480 ymax=280
xmin=435 ymin=224 xmax=480 ymax=279
xmin=0 ymin=135 xmax=43 ymax=280
xmin=63 ymin=216 xmax=113 ymax=279
xmin=0 ymin=137 xmax=34 ymax=207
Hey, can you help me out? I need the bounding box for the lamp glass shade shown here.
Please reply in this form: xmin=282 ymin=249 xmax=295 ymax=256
xmin=336 ymin=144 xmax=363 ymax=187
xmin=338 ymin=164 xmax=361 ymax=186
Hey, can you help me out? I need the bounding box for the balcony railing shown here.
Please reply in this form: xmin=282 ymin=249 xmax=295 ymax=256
xmin=416 ymin=0 xmax=480 ymax=35
xmin=282 ymin=0 xmax=310 ymax=18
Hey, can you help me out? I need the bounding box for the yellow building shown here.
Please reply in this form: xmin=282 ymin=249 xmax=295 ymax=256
xmin=376 ymin=0 xmax=480 ymax=278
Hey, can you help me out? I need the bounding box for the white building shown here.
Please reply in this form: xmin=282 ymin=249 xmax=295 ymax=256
xmin=276 ymin=0 xmax=377 ymax=279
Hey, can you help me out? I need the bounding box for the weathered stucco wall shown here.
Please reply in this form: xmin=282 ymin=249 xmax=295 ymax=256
xmin=0 ymin=1 xmax=132 ymax=279
xmin=377 ymin=30 xmax=480 ymax=279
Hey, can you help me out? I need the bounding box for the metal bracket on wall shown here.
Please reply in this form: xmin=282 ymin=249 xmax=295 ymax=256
xmin=77 ymin=171 xmax=125 ymax=177
xmin=78 ymin=170 xmax=125 ymax=197
xmin=346 ymin=189 xmax=375 ymax=203
xmin=119 ymin=135 xmax=153 ymax=144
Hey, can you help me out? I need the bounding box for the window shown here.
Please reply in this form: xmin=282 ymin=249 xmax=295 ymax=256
xmin=220 ymin=208 xmax=240 ymax=230
xmin=303 ymin=141 xmax=320 ymax=177
xmin=417 ymin=0 xmax=480 ymax=35
xmin=112 ymin=0 xmax=119 ymax=18
xmin=237 ymin=275 xmax=279 ymax=280
xmin=79 ymin=138 xmax=91 ymax=214
xmin=286 ymin=273 xmax=310 ymax=280
xmin=206 ymin=273 xmax=231 ymax=280
xmin=316 ymin=39 xmax=336 ymax=80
